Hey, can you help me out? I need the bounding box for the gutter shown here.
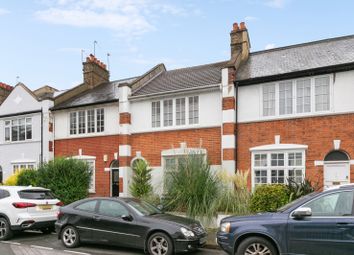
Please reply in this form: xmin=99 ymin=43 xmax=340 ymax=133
xmin=0 ymin=109 xmax=42 ymax=119
xmin=50 ymin=99 xmax=119 ymax=111
xmin=237 ymin=62 xmax=354 ymax=86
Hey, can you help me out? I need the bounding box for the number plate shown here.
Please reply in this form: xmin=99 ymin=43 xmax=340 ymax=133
xmin=38 ymin=205 xmax=52 ymax=210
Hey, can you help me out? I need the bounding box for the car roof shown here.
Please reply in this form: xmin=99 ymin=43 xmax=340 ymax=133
xmin=324 ymin=184 xmax=354 ymax=191
xmin=0 ymin=186 xmax=50 ymax=191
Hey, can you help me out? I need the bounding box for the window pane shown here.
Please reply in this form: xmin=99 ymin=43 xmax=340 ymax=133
xmin=304 ymin=191 xmax=354 ymax=217
xmin=96 ymin=109 xmax=105 ymax=132
xmin=255 ymin=170 xmax=267 ymax=185
xmin=70 ymin=112 xmax=77 ymax=135
xmin=152 ymin=101 xmax=161 ymax=128
xmin=98 ymin=200 xmax=129 ymax=217
xmin=176 ymin=98 xmax=186 ymax=125
xmin=296 ymin=79 xmax=311 ymax=113
xmin=271 ymin=153 xmax=284 ymax=166
xmin=78 ymin=111 xmax=86 ymax=134
xmin=87 ymin=109 xmax=95 ymax=133
xmin=26 ymin=118 xmax=32 ymax=140
xmin=18 ymin=119 xmax=26 ymax=141
xmin=163 ymin=100 xmax=173 ymax=127
xmin=289 ymin=169 xmax=304 ymax=183
xmin=315 ymin=76 xmax=330 ymax=111
xmin=279 ymin=81 xmax=293 ymax=115
xmin=5 ymin=127 xmax=10 ymax=141
xmin=75 ymin=200 xmax=97 ymax=212
xmin=263 ymin=84 xmax=275 ymax=116
xmin=254 ymin=154 xmax=267 ymax=167
xmin=189 ymin=96 xmax=199 ymax=124
xmin=12 ymin=125 xmax=18 ymax=141
xmin=271 ymin=169 xmax=285 ymax=184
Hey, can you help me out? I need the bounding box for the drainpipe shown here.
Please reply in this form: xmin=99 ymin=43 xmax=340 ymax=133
xmin=40 ymin=108 xmax=43 ymax=166
xmin=234 ymin=81 xmax=239 ymax=165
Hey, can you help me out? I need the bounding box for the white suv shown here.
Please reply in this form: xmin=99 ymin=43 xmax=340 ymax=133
xmin=0 ymin=186 xmax=63 ymax=240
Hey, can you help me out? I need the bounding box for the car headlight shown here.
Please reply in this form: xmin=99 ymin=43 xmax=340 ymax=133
xmin=180 ymin=227 xmax=195 ymax=238
xmin=220 ymin=222 xmax=231 ymax=233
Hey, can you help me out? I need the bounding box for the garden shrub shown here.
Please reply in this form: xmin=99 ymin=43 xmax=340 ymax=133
xmin=3 ymin=170 xmax=22 ymax=186
xmin=36 ymin=158 xmax=91 ymax=205
xmin=17 ymin=169 xmax=39 ymax=186
xmin=286 ymin=178 xmax=317 ymax=202
xmin=130 ymin=159 xmax=153 ymax=198
xmin=250 ymin=184 xmax=289 ymax=213
xmin=163 ymin=153 xmax=219 ymax=219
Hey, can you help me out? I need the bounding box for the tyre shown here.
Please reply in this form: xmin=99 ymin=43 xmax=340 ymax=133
xmin=147 ymin=232 xmax=173 ymax=255
xmin=0 ymin=217 xmax=13 ymax=241
xmin=61 ymin=225 xmax=80 ymax=248
xmin=236 ymin=237 xmax=278 ymax=255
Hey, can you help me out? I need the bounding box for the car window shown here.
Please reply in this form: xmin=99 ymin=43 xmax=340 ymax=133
xmin=98 ymin=200 xmax=129 ymax=218
xmin=18 ymin=190 xmax=55 ymax=200
xmin=75 ymin=200 xmax=98 ymax=213
xmin=301 ymin=191 xmax=354 ymax=217
xmin=0 ymin=189 xmax=10 ymax=199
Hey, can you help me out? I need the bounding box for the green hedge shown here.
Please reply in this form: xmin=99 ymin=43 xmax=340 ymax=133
xmin=17 ymin=169 xmax=39 ymax=186
xmin=250 ymin=184 xmax=289 ymax=213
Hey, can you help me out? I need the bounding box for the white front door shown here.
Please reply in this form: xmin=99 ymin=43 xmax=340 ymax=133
xmin=324 ymin=162 xmax=350 ymax=189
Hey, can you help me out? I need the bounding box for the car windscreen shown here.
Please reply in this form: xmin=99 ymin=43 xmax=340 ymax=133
xmin=126 ymin=200 xmax=162 ymax=216
xmin=277 ymin=192 xmax=318 ymax=212
xmin=18 ymin=190 xmax=56 ymax=200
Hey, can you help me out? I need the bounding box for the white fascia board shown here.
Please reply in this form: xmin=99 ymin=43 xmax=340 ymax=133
xmin=250 ymin=144 xmax=308 ymax=152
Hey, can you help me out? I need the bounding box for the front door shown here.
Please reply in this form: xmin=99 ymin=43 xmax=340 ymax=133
xmin=324 ymin=162 xmax=349 ymax=189
xmin=111 ymin=169 xmax=119 ymax=197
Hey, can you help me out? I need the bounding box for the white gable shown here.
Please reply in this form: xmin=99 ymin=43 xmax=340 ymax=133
xmin=0 ymin=84 xmax=41 ymax=116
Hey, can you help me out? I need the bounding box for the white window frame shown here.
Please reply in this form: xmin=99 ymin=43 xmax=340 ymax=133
xmin=176 ymin=98 xmax=186 ymax=126
xmin=69 ymin=108 xmax=105 ymax=136
xmin=12 ymin=162 xmax=36 ymax=174
xmin=261 ymin=75 xmax=332 ymax=119
xmin=163 ymin=99 xmax=173 ymax=127
xmin=188 ymin=96 xmax=199 ymax=124
xmin=71 ymin=155 xmax=96 ymax=193
xmin=151 ymin=101 xmax=161 ymax=128
xmin=4 ymin=117 xmax=33 ymax=143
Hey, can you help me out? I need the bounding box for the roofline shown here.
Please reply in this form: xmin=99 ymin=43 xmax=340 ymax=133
xmin=0 ymin=109 xmax=42 ymax=119
xmin=129 ymin=83 xmax=220 ymax=101
xmin=236 ymin=62 xmax=354 ymax=86
xmin=51 ymin=99 xmax=118 ymax=111
xmin=249 ymin=34 xmax=354 ymax=56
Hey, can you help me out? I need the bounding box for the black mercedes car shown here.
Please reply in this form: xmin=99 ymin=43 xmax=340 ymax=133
xmin=55 ymin=197 xmax=207 ymax=254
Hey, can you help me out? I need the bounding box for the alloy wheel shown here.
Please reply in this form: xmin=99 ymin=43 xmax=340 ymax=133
xmin=0 ymin=219 xmax=7 ymax=239
xmin=149 ymin=236 xmax=169 ymax=255
xmin=62 ymin=227 xmax=77 ymax=246
xmin=244 ymin=242 xmax=272 ymax=255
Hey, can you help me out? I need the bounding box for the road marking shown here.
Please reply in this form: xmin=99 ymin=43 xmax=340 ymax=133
xmin=30 ymin=245 xmax=54 ymax=250
xmin=1 ymin=241 xmax=21 ymax=245
xmin=64 ymin=250 xmax=91 ymax=255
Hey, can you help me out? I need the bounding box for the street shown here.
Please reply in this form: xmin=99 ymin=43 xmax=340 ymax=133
xmin=0 ymin=231 xmax=225 ymax=255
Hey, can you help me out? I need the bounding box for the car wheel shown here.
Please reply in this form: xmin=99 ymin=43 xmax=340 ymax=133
xmin=0 ymin=217 xmax=13 ymax=241
xmin=147 ymin=232 xmax=173 ymax=255
xmin=61 ymin=225 xmax=80 ymax=248
xmin=236 ymin=237 xmax=278 ymax=255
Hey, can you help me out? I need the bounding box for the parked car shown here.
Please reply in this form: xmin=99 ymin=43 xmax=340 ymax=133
xmin=0 ymin=186 xmax=63 ymax=240
xmin=217 ymin=184 xmax=354 ymax=255
xmin=55 ymin=197 xmax=207 ymax=254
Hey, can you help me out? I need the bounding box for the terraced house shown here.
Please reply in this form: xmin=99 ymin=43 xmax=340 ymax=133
xmin=51 ymin=22 xmax=354 ymax=197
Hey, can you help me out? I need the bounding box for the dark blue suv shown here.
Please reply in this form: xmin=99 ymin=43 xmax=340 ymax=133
xmin=217 ymin=185 xmax=354 ymax=255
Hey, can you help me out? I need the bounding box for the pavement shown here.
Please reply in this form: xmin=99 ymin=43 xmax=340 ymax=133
xmin=0 ymin=230 xmax=225 ymax=255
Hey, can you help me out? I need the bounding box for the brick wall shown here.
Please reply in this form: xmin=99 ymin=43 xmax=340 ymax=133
xmin=55 ymin=135 xmax=119 ymax=197
xmin=237 ymin=113 xmax=354 ymax=188
xmin=131 ymin=127 xmax=222 ymax=166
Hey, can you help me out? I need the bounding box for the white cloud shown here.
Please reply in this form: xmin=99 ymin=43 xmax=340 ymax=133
xmin=265 ymin=43 xmax=276 ymax=50
xmin=35 ymin=0 xmax=199 ymax=38
xmin=265 ymin=0 xmax=287 ymax=8
xmin=0 ymin=8 xmax=10 ymax=16
xmin=245 ymin=16 xmax=258 ymax=22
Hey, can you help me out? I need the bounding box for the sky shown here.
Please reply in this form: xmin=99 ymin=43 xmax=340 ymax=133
xmin=0 ymin=0 xmax=354 ymax=90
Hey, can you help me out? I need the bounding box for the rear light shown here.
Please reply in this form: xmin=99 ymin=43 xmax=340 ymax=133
xmin=56 ymin=201 xmax=64 ymax=207
xmin=12 ymin=202 xmax=37 ymax=209
xmin=57 ymin=211 xmax=64 ymax=220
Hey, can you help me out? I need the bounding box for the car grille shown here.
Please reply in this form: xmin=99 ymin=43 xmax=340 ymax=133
xmin=191 ymin=225 xmax=205 ymax=235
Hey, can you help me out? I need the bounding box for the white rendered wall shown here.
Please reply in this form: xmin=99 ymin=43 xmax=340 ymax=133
xmin=130 ymin=90 xmax=222 ymax=133
xmin=54 ymin=103 xmax=119 ymax=140
xmin=238 ymin=70 xmax=354 ymax=123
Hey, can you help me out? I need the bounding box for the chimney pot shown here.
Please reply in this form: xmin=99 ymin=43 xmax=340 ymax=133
xmin=240 ymin=22 xmax=246 ymax=30
xmin=232 ymin=22 xmax=239 ymax=32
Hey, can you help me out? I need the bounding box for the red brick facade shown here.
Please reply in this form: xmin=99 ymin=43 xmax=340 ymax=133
xmin=237 ymin=113 xmax=354 ymax=188
xmin=120 ymin=113 xmax=131 ymax=124
xmin=222 ymin=97 xmax=236 ymax=110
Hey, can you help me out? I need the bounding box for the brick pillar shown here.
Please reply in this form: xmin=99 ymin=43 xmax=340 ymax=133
xmin=221 ymin=67 xmax=237 ymax=175
xmin=118 ymin=83 xmax=132 ymax=197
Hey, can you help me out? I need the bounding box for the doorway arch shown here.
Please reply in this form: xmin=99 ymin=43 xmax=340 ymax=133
xmin=110 ymin=160 xmax=119 ymax=197
xmin=324 ymin=150 xmax=350 ymax=189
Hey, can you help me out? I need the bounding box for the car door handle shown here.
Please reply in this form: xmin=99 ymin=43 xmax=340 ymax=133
xmin=92 ymin=215 xmax=101 ymax=221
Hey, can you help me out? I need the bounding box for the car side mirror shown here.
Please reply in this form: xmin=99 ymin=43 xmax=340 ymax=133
xmin=293 ymin=207 xmax=312 ymax=218
xmin=121 ymin=214 xmax=133 ymax=222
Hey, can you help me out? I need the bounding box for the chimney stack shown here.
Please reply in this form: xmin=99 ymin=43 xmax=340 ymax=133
xmin=83 ymin=54 xmax=109 ymax=89
xmin=229 ymin=21 xmax=250 ymax=65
